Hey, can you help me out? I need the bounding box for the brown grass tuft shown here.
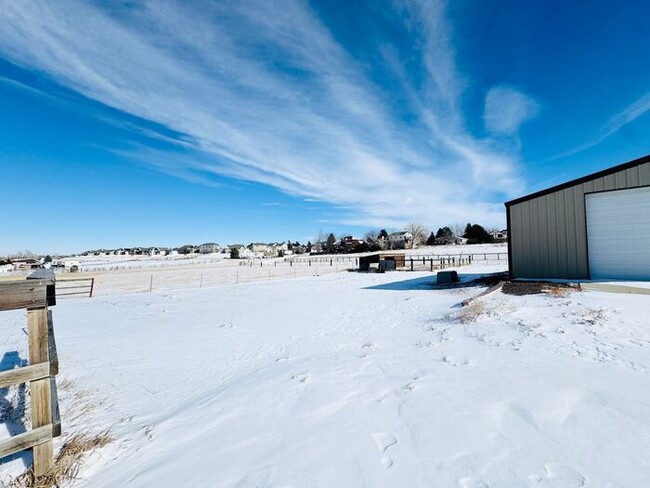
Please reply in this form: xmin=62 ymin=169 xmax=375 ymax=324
xmin=458 ymin=300 xmax=485 ymax=323
xmin=8 ymin=430 xmax=113 ymax=488
xmin=546 ymin=285 xmax=569 ymax=298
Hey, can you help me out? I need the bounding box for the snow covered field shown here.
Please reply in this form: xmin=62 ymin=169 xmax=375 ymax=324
xmin=2 ymin=244 xmax=508 ymax=296
xmin=2 ymin=261 xmax=650 ymax=486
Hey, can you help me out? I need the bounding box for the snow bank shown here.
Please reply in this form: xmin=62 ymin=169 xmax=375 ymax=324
xmin=1 ymin=264 xmax=649 ymax=486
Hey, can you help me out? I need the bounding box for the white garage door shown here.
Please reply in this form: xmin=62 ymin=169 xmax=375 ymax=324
xmin=586 ymin=186 xmax=650 ymax=280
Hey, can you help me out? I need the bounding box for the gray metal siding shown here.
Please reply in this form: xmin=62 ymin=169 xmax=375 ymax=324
xmin=510 ymin=162 xmax=650 ymax=279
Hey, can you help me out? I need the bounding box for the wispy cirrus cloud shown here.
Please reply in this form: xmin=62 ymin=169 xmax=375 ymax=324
xmin=554 ymin=91 xmax=650 ymax=159
xmin=0 ymin=0 xmax=527 ymax=228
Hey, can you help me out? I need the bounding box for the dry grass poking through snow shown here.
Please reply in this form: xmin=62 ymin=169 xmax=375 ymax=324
xmin=8 ymin=431 xmax=113 ymax=488
xmin=458 ymin=299 xmax=486 ymax=323
xmin=4 ymin=378 xmax=115 ymax=488
xmin=547 ymin=285 xmax=570 ymax=298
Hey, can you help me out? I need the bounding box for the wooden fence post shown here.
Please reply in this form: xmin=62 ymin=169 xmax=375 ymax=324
xmin=1 ymin=274 xmax=61 ymax=477
xmin=28 ymin=307 xmax=53 ymax=477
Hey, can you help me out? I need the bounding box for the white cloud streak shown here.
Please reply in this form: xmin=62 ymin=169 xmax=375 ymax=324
xmin=0 ymin=0 xmax=526 ymax=229
xmin=554 ymin=91 xmax=650 ymax=159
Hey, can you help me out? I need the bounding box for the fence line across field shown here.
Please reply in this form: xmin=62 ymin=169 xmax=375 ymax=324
xmin=35 ymin=251 xmax=508 ymax=295
xmin=55 ymin=277 xmax=95 ymax=298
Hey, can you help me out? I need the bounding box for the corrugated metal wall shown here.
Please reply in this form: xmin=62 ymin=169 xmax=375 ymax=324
xmin=509 ymin=162 xmax=650 ymax=279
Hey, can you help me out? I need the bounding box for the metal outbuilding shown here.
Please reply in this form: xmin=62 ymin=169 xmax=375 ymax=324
xmin=358 ymin=252 xmax=406 ymax=272
xmin=505 ymin=154 xmax=650 ymax=280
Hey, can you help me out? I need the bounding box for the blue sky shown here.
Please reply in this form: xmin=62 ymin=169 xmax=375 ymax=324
xmin=1 ymin=0 xmax=648 ymax=255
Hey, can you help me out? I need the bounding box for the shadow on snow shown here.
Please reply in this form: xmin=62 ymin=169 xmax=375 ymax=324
xmin=0 ymin=350 xmax=31 ymax=468
xmin=363 ymin=273 xmax=494 ymax=291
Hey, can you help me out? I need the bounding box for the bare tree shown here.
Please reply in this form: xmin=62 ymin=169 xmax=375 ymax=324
xmin=364 ymin=230 xmax=379 ymax=242
xmin=451 ymin=223 xmax=465 ymax=238
xmin=405 ymin=222 xmax=428 ymax=247
xmin=364 ymin=229 xmax=388 ymax=251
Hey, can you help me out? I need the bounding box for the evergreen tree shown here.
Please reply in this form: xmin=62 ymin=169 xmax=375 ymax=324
xmin=463 ymin=224 xmax=493 ymax=244
xmin=436 ymin=226 xmax=453 ymax=239
xmin=326 ymin=233 xmax=336 ymax=253
xmin=426 ymin=232 xmax=436 ymax=246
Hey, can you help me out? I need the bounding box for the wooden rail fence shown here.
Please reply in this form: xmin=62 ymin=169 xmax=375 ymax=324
xmin=56 ymin=277 xmax=95 ymax=299
xmin=0 ymin=271 xmax=61 ymax=478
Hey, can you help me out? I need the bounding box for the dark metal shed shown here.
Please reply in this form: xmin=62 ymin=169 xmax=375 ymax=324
xmin=505 ymin=154 xmax=650 ymax=280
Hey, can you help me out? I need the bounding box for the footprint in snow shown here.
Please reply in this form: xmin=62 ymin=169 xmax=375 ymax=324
xmin=539 ymin=462 xmax=586 ymax=487
xmin=458 ymin=478 xmax=489 ymax=488
xmin=372 ymin=433 xmax=397 ymax=469
xmin=402 ymin=375 xmax=421 ymax=392
xmin=291 ymin=373 xmax=310 ymax=384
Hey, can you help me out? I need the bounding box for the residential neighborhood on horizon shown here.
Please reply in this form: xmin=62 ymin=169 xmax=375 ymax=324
xmin=1 ymin=225 xmax=508 ymax=265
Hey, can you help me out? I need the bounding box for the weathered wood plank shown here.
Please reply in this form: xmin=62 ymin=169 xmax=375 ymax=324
xmin=0 ymin=362 xmax=50 ymax=389
xmin=51 ymin=377 xmax=61 ymax=438
xmin=0 ymin=280 xmax=52 ymax=311
xmin=47 ymin=310 xmax=59 ymax=376
xmin=461 ymin=281 xmax=505 ymax=307
xmin=27 ymin=271 xmax=57 ymax=307
xmin=28 ymin=308 xmax=53 ymax=476
xmin=0 ymin=424 xmax=54 ymax=460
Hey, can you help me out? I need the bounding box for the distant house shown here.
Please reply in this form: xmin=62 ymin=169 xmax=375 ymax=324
xmin=388 ymin=231 xmax=413 ymax=250
xmin=148 ymin=247 xmax=168 ymax=256
xmin=437 ymin=236 xmax=467 ymax=245
xmin=247 ymin=243 xmax=291 ymax=257
xmin=248 ymin=243 xmax=271 ymax=254
xmin=310 ymin=241 xmax=326 ymax=254
xmin=339 ymin=236 xmax=364 ymax=253
xmin=10 ymin=258 xmax=40 ymax=270
xmin=229 ymin=244 xmax=247 ymax=258
xmin=178 ymin=245 xmax=199 ymax=255
xmin=272 ymin=243 xmax=290 ymax=257
xmin=54 ymin=259 xmax=80 ymax=270
xmin=199 ymin=243 xmax=220 ymax=254
xmin=490 ymin=229 xmax=508 ymax=241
